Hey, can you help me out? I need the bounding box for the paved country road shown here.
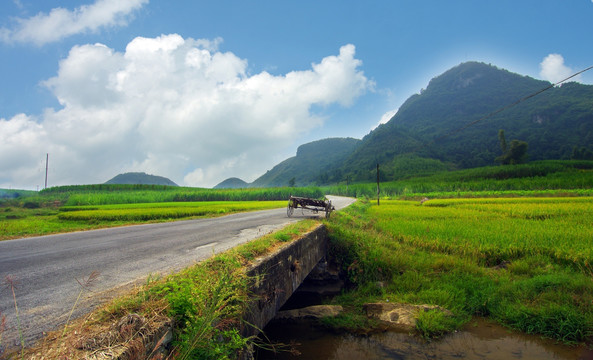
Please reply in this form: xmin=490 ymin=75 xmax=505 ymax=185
xmin=0 ymin=196 xmax=355 ymax=351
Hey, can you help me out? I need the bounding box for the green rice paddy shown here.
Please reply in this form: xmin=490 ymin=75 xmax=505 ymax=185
xmin=326 ymin=197 xmax=593 ymax=343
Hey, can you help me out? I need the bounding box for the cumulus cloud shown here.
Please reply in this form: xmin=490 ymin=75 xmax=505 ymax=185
xmin=0 ymin=35 xmax=372 ymax=188
xmin=0 ymin=0 xmax=148 ymax=45
xmin=539 ymin=53 xmax=581 ymax=84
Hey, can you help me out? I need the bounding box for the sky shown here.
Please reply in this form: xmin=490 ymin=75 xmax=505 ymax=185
xmin=1 ymin=1 xmax=592 ymax=189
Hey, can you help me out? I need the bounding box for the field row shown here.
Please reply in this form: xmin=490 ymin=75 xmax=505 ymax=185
xmin=323 ymin=160 xmax=593 ymax=198
xmin=372 ymin=197 xmax=593 ymax=269
xmin=327 ymin=196 xmax=593 ymax=343
xmin=43 ymin=185 xmax=323 ymax=205
xmin=58 ymin=201 xmax=286 ymax=221
xmin=0 ymin=201 xmax=286 ymax=240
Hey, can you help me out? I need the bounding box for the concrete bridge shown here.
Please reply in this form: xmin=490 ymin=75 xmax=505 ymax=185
xmin=136 ymin=223 xmax=334 ymax=359
xmin=241 ymin=223 xmax=331 ymax=338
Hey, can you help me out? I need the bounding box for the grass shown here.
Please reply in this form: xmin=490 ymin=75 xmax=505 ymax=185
xmin=373 ymin=198 xmax=593 ymax=270
xmin=325 ymin=198 xmax=593 ymax=343
xmin=39 ymin=184 xmax=323 ymax=205
xmin=57 ymin=201 xmax=286 ymax=222
xmin=0 ymin=184 xmax=322 ymax=240
xmin=0 ymin=201 xmax=286 ymax=240
xmin=323 ymin=160 xmax=593 ymax=198
xmin=4 ymin=276 xmax=25 ymax=359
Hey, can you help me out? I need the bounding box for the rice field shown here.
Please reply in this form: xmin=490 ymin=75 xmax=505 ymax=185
xmin=323 ymin=160 xmax=593 ymax=199
xmin=40 ymin=184 xmax=323 ymax=205
xmin=0 ymin=201 xmax=286 ymax=240
xmin=327 ymin=196 xmax=593 ymax=343
xmin=371 ymin=197 xmax=593 ymax=270
xmin=0 ymin=184 xmax=319 ymax=239
xmin=58 ymin=201 xmax=286 ymax=221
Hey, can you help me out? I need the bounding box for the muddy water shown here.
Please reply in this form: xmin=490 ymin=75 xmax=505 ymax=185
xmin=256 ymin=319 xmax=593 ymax=360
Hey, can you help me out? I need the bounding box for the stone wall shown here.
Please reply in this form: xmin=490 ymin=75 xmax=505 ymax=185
xmin=241 ymin=224 xmax=328 ymax=338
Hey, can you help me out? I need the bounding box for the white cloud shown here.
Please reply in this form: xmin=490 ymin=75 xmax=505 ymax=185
xmin=371 ymin=108 xmax=398 ymax=131
xmin=0 ymin=35 xmax=372 ymax=188
xmin=539 ymin=53 xmax=581 ymax=84
xmin=0 ymin=0 xmax=148 ymax=45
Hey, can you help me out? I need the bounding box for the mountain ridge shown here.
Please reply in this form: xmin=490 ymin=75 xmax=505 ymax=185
xmin=227 ymin=61 xmax=593 ymax=186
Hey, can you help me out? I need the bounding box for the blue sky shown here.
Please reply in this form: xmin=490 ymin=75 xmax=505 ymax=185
xmin=1 ymin=0 xmax=592 ymax=189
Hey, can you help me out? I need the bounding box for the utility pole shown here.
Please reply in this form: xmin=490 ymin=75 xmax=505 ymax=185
xmin=376 ymin=163 xmax=380 ymax=206
xmin=45 ymin=153 xmax=48 ymax=189
xmin=346 ymin=175 xmax=349 ymax=194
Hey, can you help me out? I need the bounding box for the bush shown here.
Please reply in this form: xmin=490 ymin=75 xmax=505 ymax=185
xmin=23 ymin=201 xmax=40 ymax=209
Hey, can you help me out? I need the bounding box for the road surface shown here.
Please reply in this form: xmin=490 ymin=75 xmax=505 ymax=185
xmin=0 ymin=196 xmax=355 ymax=351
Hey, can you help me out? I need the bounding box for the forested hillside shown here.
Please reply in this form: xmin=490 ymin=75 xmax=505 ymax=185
xmin=341 ymin=62 xmax=593 ymax=182
xmin=251 ymin=137 xmax=361 ymax=187
xmin=245 ymin=62 xmax=593 ymax=186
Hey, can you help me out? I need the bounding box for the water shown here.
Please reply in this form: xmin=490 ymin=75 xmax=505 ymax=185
xmin=256 ymin=319 xmax=593 ymax=360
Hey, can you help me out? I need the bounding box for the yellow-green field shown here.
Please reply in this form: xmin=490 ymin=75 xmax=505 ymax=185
xmin=326 ymin=197 xmax=593 ymax=343
xmin=0 ymin=201 xmax=285 ymax=240
xmin=372 ymin=197 xmax=593 ymax=270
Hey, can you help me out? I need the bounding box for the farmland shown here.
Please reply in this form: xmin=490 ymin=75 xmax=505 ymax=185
xmin=2 ymin=160 xmax=592 ymax=347
xmin=322 ymin=160 xmax=593 ymax=198
xmin=326 ymin=197 xmax=593 ymax=344
xmin=0 ymin=185 xmax=324 ymax=240
xmin=0 ymin=201 xmax=288 ymax=240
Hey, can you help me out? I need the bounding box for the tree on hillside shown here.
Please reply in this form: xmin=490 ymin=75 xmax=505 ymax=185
xmin=496 ymin=129 xmax=528 ymax=165
xmin=498 ymin=129 xmax=508 ymax=154
xmin=571 ymin=146 xmax=593 ymax=160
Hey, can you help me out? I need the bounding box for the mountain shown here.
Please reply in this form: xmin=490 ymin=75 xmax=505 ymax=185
xmin=105 ymin=172 xmax=178 ymax=186
xmin=252 ymin=62 xmax=593 ymax=185
xmin=342 ymin=61 xmax=593 ymax=182
xmin=251 ymin=137 xmax=361 ymax=187
xmin=213 ymin=177 xmax=249 ymax=189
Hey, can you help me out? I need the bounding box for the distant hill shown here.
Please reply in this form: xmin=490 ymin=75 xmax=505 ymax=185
xmin=0 ymin=189 xmax=36 ymax=199
xmin=105 ymin=172 xmax=178 ymax=186
xmin=341 ymin=61 xmax=593 ymax=182
xmin=251 ymin=137 xmax=361 ymax=187
xmin=213 ymin=177 xmax=249 ymax=189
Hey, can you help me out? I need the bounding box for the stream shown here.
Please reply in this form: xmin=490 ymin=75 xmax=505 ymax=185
xmin=256 ymin=318 xmax=593 ymax=360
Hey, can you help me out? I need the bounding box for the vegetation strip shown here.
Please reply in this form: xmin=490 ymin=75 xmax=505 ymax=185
xmin=0 ymin=201 xmax=286 ymax=240
xmin=38 ymin=184 xmax=324 ymax=205
xmin=322 ymin=160 xmax=593 ymax=198
xmin=324 ymin=199 xmax=593 ymax=344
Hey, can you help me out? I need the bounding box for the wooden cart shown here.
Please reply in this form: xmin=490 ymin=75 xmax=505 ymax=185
xmin=287 ymin=195 xmax=334 ymax=219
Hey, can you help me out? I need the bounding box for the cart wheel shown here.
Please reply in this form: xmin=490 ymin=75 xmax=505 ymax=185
xmin=287 ymin=201 xmax=294 ymax=217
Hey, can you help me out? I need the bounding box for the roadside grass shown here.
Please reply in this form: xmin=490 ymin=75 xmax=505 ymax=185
xmin=325 ymin=198 xmax=593 ymax=343
xmin=16 ymin=219 xmax=319 ymax=359
xmin=0 ymin=201 xmax=285 ymax=240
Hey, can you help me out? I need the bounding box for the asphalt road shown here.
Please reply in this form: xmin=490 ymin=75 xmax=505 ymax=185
xmin=0 ymin=195 xmax=355 ymax=351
